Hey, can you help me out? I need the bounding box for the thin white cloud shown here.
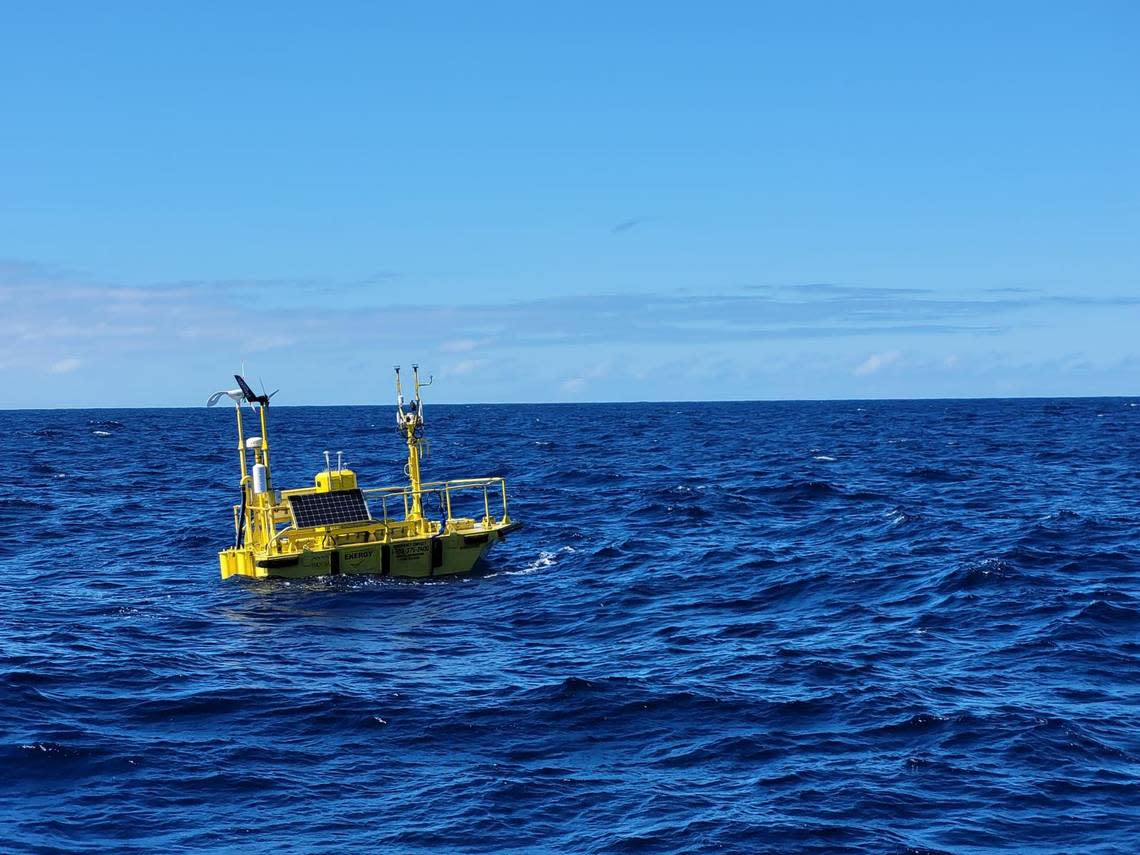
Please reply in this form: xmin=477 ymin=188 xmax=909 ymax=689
xmin=48 ymin=357 xmax=81 ymax=374
xmin=4 ymin=259 xmax=1140 ymax=405
xmin=446 ymin=359 xmax=483 ymax=376
xmin=854 ymin=350 xmax=900 ymax=376
xmin=440 ymin=338 xmax=480 ymax=353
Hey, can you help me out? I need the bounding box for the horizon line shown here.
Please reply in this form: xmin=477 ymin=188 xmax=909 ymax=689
xmin=2 ymin=392 xmax=1137 ymax=412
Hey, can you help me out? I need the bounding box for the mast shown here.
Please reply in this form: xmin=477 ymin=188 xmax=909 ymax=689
xmin=208 ymin=384 xmax=256 ymax=547
xmin=232 ymin=374 xmax=275 ymax=549
xmin=395 ymin=364 xmax=430 ymax=522
xmin=234 ymin=399 xmax=250 ymax=549
xmin=235 ymin=403 xmax=248 ymax=480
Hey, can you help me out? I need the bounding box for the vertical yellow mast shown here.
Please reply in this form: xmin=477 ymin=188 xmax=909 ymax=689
xmin=258 ymin=402 xmax=271 ymax=491
xmin=209 ymin=386 xmax=257 ymax=548
xmin=235 ymin=404 xmax=248 ymax=480
xmin=230 ymin=374 xmax=275 ymax=550
xmin=395 ymin=364 xmax=429 ymax=523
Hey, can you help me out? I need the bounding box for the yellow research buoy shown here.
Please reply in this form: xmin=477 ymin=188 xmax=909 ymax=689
xmin=211 ymin=365 xmax=520 ymax=580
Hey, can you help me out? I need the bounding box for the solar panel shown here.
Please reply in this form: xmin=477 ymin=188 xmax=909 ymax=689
xmin=288 ymin=489 xmax=372 ymax=528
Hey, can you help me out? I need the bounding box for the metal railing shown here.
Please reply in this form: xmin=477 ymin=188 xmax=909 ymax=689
xmin=362 ymin=476 xmax=509 ymax=529
xmin=234 ymin=477 xmax=510 ymax=554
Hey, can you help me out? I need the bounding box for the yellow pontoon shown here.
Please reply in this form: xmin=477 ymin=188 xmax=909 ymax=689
xmin=211 ymin=365 xmax=520 ymax=580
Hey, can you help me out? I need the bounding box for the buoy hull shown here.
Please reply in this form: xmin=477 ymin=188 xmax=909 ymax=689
xmin=219 ymin=523 xmax=520 ymax=580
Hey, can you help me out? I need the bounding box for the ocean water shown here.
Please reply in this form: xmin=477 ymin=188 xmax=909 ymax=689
xmin=1 ymin=399 xmax=1138 ymax=854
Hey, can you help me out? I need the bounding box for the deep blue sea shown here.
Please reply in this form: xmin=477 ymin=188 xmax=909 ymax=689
xmin=2 ymin=399 xmax=1138 ymax=853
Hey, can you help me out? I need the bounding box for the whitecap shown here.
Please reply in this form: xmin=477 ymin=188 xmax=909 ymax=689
xmin=885 ymin=508 xmax=909 ymax=526
xmin=488 ymin=545 xmax=575 ymax=577
xmin=812 ymin=455 xmax=836 ymax=462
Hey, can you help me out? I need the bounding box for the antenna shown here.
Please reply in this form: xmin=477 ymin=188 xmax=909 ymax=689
xmin=412 ymin=363 xmax=433 ymax=388
xmin=337 ymin=451 xmax=343 ymax=471
xmin=324 ymin=451 xmax=332 ymax=480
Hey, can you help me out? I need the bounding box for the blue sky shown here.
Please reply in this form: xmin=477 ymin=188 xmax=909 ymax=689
xmin=1 ymin=2 xmax=1137 ymax=407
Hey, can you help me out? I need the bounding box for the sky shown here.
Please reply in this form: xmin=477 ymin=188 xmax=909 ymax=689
xmin=1 ymin=2 xmax=1137 ymax=407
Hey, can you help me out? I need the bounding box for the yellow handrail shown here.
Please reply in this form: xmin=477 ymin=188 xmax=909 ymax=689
xmin=241 ymin=477 xmax=511 ymax=551
xmin=362 ymin=477 xmax=509 ymax=528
